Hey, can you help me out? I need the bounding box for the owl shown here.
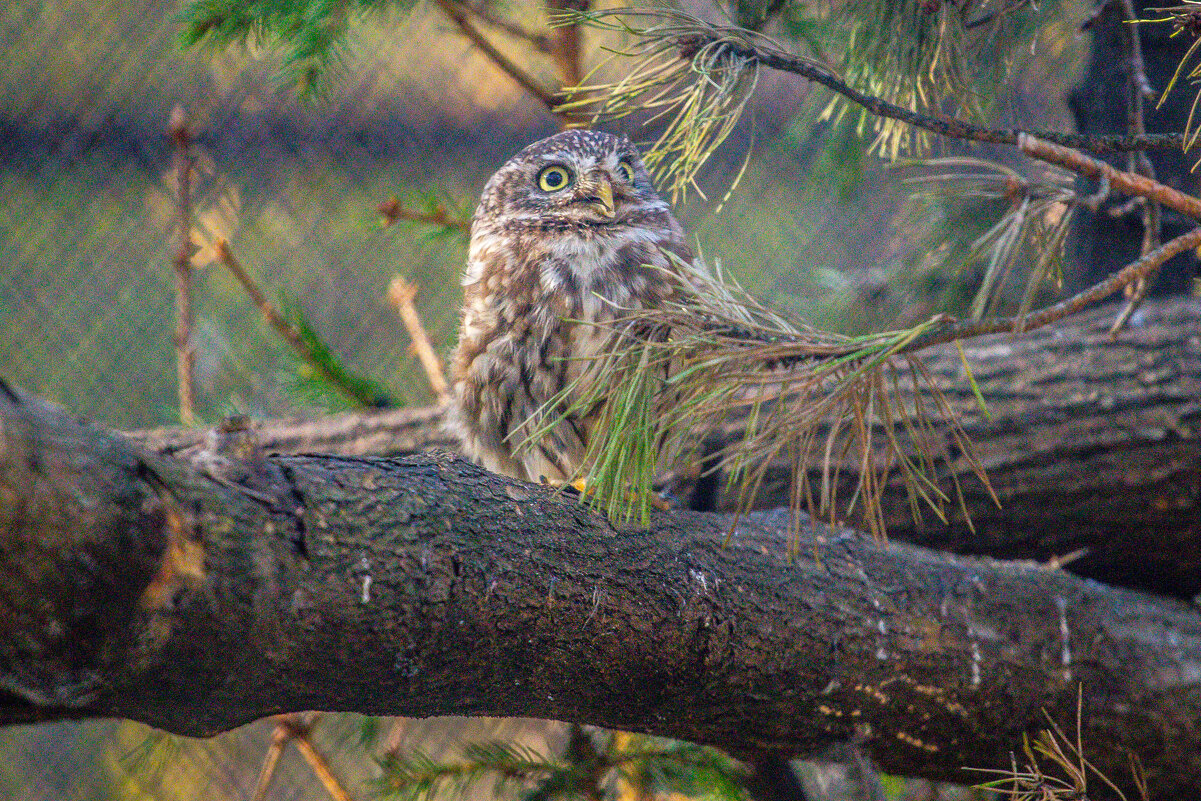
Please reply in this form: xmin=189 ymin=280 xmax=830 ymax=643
xmin=449 ymin=129 xmax=692 ymax=483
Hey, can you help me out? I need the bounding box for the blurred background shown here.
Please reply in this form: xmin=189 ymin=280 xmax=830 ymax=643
xmin=0 ymin=0 xmax=1094 ymax=797
xmin=0 ymin=0 xmax=1086 ymax=430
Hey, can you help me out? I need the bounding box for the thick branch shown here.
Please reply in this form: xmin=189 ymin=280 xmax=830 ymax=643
xmin=2 ymin=382 xmax=1200 ymax=798
xmin=125 ymin=297 xmax=1201 ymax=598
xmin=1019 ymin=134 xmax=1201 ymax=219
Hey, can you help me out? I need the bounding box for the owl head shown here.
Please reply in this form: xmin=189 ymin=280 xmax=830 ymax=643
xmin=473 ymin=130 xmax=670 ymax=231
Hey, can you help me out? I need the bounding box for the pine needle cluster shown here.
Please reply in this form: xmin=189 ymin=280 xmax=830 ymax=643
xmin=554 ymin=9 xmax=763 ymax=204
xmin=973 ymin=695 xmax=1148 ymax=801
xmin=898 ymin=157 xmax=1077 ymax=322
xmin=559 ymin=1 xmax=1047 ymax=179
xmin=376 ymin=728 xmax=748 ymax=801
xmin=523 ymin=254 xmax=991 ymax=543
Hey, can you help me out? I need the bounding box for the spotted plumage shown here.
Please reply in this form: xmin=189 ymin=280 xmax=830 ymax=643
xmin=449 ymin=129 xmax=692 ymax=482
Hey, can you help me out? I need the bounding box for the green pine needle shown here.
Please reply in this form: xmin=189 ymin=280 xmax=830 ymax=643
xmin=520 ymin=254 xmax=990 ymax=537
xmin=281 ymin=298 xmax=399 ymax=410
xmin=178 ymin=0 xmax=419 ymax=91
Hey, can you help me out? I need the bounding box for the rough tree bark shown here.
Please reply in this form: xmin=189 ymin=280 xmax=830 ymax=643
xmin=126 ymin=298 xmax=1201 ymax=598
xmin=2 ymin=379 xmax=1201 ymax=799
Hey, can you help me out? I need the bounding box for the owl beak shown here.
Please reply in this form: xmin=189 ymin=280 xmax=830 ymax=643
xmin=586 ymin=177 xmax=617 ymax=218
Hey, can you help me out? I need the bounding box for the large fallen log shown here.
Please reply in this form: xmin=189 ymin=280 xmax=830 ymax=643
xmin=126 ymin=298 xmax=1201 ymax=597
xmin=3 ymin=380 xmax=1200 ymax=798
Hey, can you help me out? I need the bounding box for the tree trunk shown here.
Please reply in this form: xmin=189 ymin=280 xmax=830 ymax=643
xmin=124 ymin=297 xmax=1201 ymax=598
xmin=2 ymin=379 xmax=1201 ymax=799
xmin=1068 ymin=0 xmax=1200 ymax=295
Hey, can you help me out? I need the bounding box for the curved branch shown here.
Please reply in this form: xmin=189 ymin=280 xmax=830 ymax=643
xmin=680 ymin=27 xmax=1185 ymax=154
xmin=1020 ymin=134 xmax=1201 ymax=219
xmin=2 ymin=381 xmax=1200 ymax=799
xmin=433 ymin=0 xmax=565 ymax=116
xmin=900 ymin=222 xmax=1201 ymax=348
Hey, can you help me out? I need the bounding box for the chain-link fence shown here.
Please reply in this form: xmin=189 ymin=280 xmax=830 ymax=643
xmin=0 ymin=0 xmax=1088 ymax=796
xmin=0 ymin=0 xmax=563 ymax=432
xmin=0 ymin=0 xmax=937 ymax=431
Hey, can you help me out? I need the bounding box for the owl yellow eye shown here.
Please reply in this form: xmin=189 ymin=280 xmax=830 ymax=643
xmin=537 ymin=165 xmax=573 ymax=192
xmin=615 ymin=160 xmax=635 ymax=183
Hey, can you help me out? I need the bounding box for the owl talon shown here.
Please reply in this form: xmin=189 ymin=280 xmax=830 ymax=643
xmin=540 ymin=476 xmax=673 ymax=512
xmin=538 ymin=476 xmax=591 ymax=496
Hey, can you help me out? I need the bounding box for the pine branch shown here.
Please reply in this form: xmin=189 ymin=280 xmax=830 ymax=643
xmin=1018 ymin=134 xmax=1201 ymax=218
xmin=433 ymin=0 xmax=566 ymax=118
xmin=566 ymin=9 xmax=1186 ymax=154
xmin=214 ymin=240 xmax=395 ymax=409
xmin=899 ymin=222 xmax=1201 ymax=347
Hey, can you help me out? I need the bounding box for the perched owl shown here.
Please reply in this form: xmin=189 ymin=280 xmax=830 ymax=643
xmin=450 ymin=129 xmax=692 ymax=483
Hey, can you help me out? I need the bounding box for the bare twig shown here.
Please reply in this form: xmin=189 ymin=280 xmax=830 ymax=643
xmin=251 ymin=718 xmax=292 ymax=801
xmin=169 ymin=106 xmax=197 ymax=426
xmin=1018 ymin=134 xmax=1201 ymax=218
xmin=1109 ymin=253 xmax=1159 ymax=335
xmin=750 ymin=41 xmax=1181 ymax=154
xmin=286 ymin=715 xmax=357 ymax=801
xmin=1112 ymin=0 xmax=1161 ymax=335
xmin=433 ymin=0 xmax=566 ymax=117
xmin=1119 ymin=0 xmax=1156 ymax=102
xmin=214 ymin=240 xmax=379 ymax=408
xmin=378 ymin=197 xmax=470 ymax=232
xmin=254 ymin=713 xmax=358 ymax=801
xmin=387 ymin=277 xmax=450 ymax=401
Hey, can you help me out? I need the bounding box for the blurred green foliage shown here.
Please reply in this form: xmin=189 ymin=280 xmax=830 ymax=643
xmin=180 ymin=0 xmax=418 ymax=91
